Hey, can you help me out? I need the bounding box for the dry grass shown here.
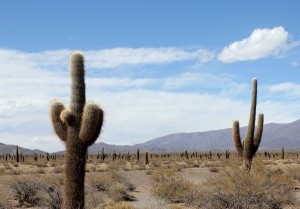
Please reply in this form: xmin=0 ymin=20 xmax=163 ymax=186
xmin=199 ymin=164 xmax=296 ymax=209
xmin=94 ymin=201 xmax=135 ymax=209
xmin=151 ymin=169 xmax=201 ymax=204
xmin=1 ymin=174 xmax=63 ymax=208
xmin=0 ymin=151 xmax=299 ymax=208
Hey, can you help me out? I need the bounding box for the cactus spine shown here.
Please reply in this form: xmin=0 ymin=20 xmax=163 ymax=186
xmin=50 ymin=52 xmax=104 ymax=209
xmin=232 ymin=78 xmax=264 ymax=171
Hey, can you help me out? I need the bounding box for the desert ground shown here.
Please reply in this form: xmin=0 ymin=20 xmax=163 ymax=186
xmin=0 ymin=151 xmax=299 ymax=209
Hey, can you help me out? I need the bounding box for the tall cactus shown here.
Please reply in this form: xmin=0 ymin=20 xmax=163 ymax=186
xmin=232 ymin=78 xmax=264 ymax=171
xmin=50 ymin=52 xmax=104 ymax=209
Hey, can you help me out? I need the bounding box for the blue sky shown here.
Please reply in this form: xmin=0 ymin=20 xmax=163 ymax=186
xmin=1 ymin=1 xmax=300 ymax=152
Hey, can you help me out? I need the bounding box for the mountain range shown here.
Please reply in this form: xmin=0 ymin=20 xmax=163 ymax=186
xmin=1 ymin=119 xmax=300 ymax=154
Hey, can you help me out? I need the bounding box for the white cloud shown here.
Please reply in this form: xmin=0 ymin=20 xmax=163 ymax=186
xmin=267 ymin=82 xmax=300 ymax=96
xmin=0 ymin=47 xmax=214 ymax=74
xmin=218 ymin=26 xmax=300 ymax=63
xmin=85 ymin=47 xmax=215 ymax=68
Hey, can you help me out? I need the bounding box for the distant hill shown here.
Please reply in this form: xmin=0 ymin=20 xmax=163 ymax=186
xmin=131 ymin=120 xmax=300 ymax=152
xmin=1 ymin=119 xmax=300 ymax=154
xmin=0 ymin=142 xmax=46 ymax=155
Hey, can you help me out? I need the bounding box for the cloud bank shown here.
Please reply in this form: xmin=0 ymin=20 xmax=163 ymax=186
xmin=0 ymin=45 xmax=300 ymax=152
xmin=218 ymin=26 xmax=300 ymax=63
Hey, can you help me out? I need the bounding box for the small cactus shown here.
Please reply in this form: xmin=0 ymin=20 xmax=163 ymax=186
xmin=232 ymin=78 xmax=264 ymax=171
xmin=281 ymin=147 xmax=285 ymax=159
xmin=101 ymin=147 xmax=105 ymax=161
xmin=225 ymin=150 xmax=230 ymax=159
xmin=137 ymin=148 xmax=140 ymax=162
xmin=16 ymin=145 xmax=19 ymax=163
xmin=50 ymin=52 xmax=104 ymax=209
xmin=145 ymin=151 xmax=149 ymax=165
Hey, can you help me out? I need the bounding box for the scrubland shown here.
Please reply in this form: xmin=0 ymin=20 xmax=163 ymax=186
xmin=0 ymin=151 xmax=299 ymax=209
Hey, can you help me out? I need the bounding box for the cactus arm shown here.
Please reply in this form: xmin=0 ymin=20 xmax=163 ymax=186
xmin=50 ymin=101 xmax=68 ymax=141
xmin=252 ymin=113 xmax=264 ymax=155
xmin=245 ymin=78 xmax=257 ymax=145
xmin=79 ymin=102 xmax=104 ymax=146
xmin=60 ymin=109 xmax=74 ymax=126
xmin=233 ymin=120 xmax=243 ymax=157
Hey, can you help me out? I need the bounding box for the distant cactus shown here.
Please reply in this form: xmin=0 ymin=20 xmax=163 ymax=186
xmin=16 ymin=145 xmax=19 ymax=163
xmin=101 ymin=147 xmax=105 ymax=161
xmin=184 ymin=150 xmax=189 ymax=159
xmin=145 ymin=151 xmax=149 ymax=165
xmin=225 ymin=150 xmax=230 ymax=159
xmin=232 ymin=78 xmax=264 ymax=171
xmin=137 ymin=147 xmax=140 ymax=162
xmin=50 ymin=52 xmax=104 ymax=209
xmin=281 ymin=147 xmax=285 ymax=159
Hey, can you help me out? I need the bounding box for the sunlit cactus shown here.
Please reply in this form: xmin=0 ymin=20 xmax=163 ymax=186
xmin=50 ymin=52 xmax=104 ymax=209
xmin=232 ymin=78 xmax=264 ymax=171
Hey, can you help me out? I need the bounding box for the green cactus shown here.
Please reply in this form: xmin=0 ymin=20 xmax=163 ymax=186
xmin=233 ymin=78 xmax=264 ymax=171
xmin=50 ymin=52 xmax=104 ymax=209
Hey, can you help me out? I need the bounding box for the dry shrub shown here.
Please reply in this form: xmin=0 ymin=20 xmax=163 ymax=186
xmin=98 ymin=201 xmax=134 ymax=209
xmin=208 ymin=167 xmax=219 ymax=173
xmin=8 ymin=175 xmax=42 ymax=207
xmin=0 ymin=168 xmax=5 ymax=175
xmin=5 ymin=175 xmax=63 ymax=208
xmin=87 ymin=173 xmax=111 ymax=192
xmin=12 ymin=169 xmax=21 ymax=175
xmin=49 ymin=162 xmax=57 ymax=167
xmin=52 ymin=166 xmax=63 ymax=174
xmin=169 ymin=203 xmax=185 ymax=209
xmin=0 ymin=195 xmax=14 ymax=209
xmin=89 ymin=165 xmax=98 ymax=172
xmin=36 ymin=167 xmax=45 ymax=174
xmin=86 ymin=171 xmax=136 ymax=204
xmin=12 ymin=163 xmax=19 ymax=167
xmin=151 ymin=169 xmax=200 ymax=204
xmin=85 ymin=182 xmax=105 ymax=209
xmin=109 ymin=183 xmax=135 ymax=202
xmin=137 ymin=164 xmax=146 ymax=170
xmin=199 ymin=165 xmax=295 ymax=209
xmin=39 ymin=175 xmax=63 ymax=209
xmin=35 ymin=162 xmax=48 ymax=167
xmin=285 ymin=166 xmax=300 ymax=182
xmin=110 ymin=171 xmax=136 ymax=192
xmin=145 ymin=169 xmax=153 ymax=175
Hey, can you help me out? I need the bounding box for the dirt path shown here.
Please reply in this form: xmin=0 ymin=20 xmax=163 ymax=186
xmin=124 ymin=170 xmax=169 ymax=209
